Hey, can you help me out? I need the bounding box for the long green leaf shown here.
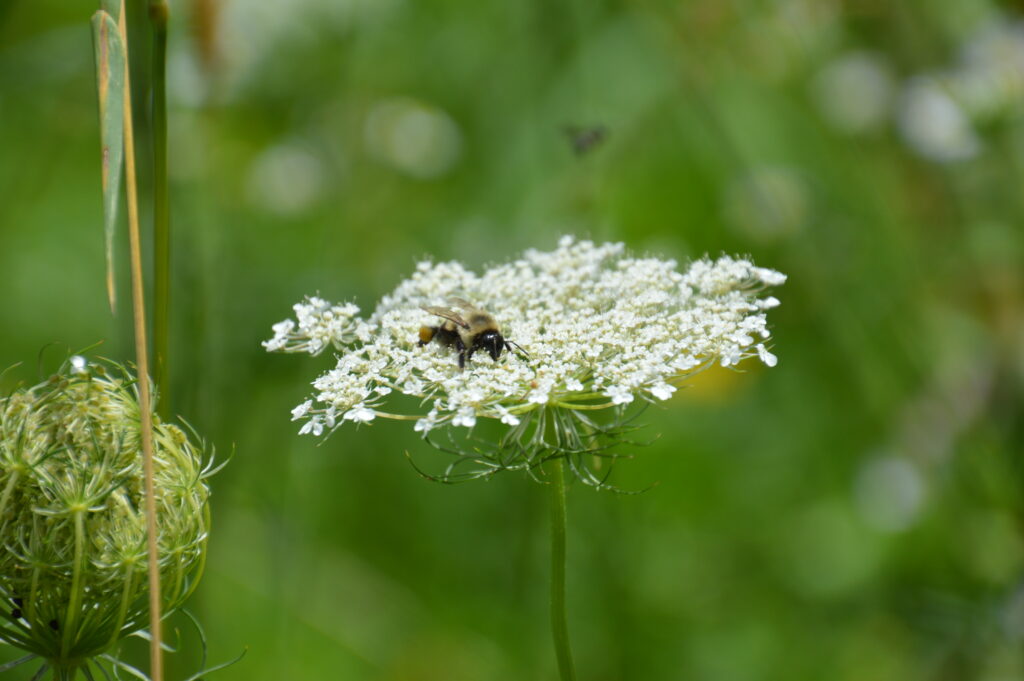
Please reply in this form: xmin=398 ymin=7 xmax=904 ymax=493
xmin=91 ymin=9 xmax=126 ymax=313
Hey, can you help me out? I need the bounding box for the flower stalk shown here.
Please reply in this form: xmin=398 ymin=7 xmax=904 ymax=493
xmin=549 ymin=456 xmax=576 ymax=681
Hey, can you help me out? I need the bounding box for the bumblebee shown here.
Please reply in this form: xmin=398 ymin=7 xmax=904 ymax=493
xmin=418 ymin=298 xmax=527 ymax=369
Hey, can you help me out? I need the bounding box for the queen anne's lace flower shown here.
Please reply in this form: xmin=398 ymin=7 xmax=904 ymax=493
xmin=262 ymin=297 xmax=369 ymax=354
xmin=266 ymin=237 xmax=785 ymax=440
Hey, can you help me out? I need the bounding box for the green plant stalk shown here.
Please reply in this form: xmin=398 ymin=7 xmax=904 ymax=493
xmin=61 ymin=511 xmax=86 ymax=658
xmin=0 ymin=471 xmax=20 ymax=523
xmin=150 ymin=0 xmax=171 ymax=421
xmin=549 ymin=456 xmax=576 ymax=681
xmin=106 ymin=565 xmax=135 ymax=649
xmin=27 ymin=564 xmax=40 ymax=624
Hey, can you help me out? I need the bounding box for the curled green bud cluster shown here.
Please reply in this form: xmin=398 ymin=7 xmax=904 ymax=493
xmin=0 ymin=358 xmax=212 ymax=673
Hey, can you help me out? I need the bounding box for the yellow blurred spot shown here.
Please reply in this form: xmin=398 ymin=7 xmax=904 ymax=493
xmin=673 ymin=365 xmax=757 ymax=404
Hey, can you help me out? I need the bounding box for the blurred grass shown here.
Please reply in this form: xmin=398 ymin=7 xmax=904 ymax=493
xmin=2 ymin=0 xmax=1024 ymax=679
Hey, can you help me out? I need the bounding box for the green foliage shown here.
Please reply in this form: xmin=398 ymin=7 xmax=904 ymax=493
xmin=1 ymin=0 xmax=1023 ymax=679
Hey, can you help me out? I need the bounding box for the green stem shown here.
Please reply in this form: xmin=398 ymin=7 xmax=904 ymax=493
xmin=549 ymin=456 xmax=576 ymax=681
xmin=177 ymin=503 xmax=210 ymax=604
xmin=27 ymin=564 xmax=40 ymax=624
xmin=150 ymin=0 xmax=170 ymax=421
xmin=61 ymin=511 xmax=86 ymax=657
xmin=106 ymin=563 xmax=135 ymax=649
xmin=552 ymin=400 xmax=616 ymax=411
xmin=168 ymin=548 xmax=185 ymax=605
xmin=0 ymin=470 xmax=20 ymax=525
xmin=370 ymin=412 xmax=422 ymax=421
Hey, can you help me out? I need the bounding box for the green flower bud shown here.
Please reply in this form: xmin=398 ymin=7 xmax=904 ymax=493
xmin=0 ymin=358 xmax=211 ymax=672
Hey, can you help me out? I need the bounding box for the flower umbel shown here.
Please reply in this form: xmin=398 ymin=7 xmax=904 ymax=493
xmin=262 ymin=297 xmax=368 ymax=355
xmin=266 ymin=237 xmax=785 ymax=483
xmin=0 ymin=358 xmax=216 ymax=677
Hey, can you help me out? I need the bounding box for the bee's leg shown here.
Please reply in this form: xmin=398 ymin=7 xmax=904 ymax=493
xmin=456 ymin=338 xmax=468 ymax=369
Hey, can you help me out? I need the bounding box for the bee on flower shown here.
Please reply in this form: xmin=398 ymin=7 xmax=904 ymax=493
xmin=264 ymin=236 xmax=785 ymax=483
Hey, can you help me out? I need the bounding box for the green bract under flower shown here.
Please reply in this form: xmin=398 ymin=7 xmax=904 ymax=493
xmin=0 ymin=358 xmax=212 ymax=670
xmin=265 ymin=237 xmax=785 ymax=440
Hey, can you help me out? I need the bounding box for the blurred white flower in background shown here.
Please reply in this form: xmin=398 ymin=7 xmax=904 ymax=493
xmin=364 ymin=97 xmax=463 ymax=179
xmin=246 ymin=142 xmax=328 ymax=216
xmin=955 ymin=19 xmax=1024 ymax=119
xmin=813 ymin=51 xmax=895 ymax=134
xmin=854 ymin=456 xmax=926 ymax=533
xmin=898 ymin=76 xmax=981 ymax=162
xmin=814 ymin=13 xmax=1024 ymax=162
xmin=894 ymin=14 xmax=1024 ymax=162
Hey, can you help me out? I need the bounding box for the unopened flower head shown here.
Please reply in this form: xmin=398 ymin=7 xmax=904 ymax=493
xmin=267 ymin=237 xmax=784 ymax=481
xmin=0 ymin=358 xmax=215 ymax=670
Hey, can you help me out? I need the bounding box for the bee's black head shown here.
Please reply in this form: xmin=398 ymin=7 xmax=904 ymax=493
xmin=477 ymin=330 xmax=504 ymax=361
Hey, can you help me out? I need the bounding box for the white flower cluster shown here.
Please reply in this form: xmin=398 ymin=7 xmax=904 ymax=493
xmin=262 ymin=297 xmax=369 ymax=354
xmin=266 ymin=237 xmax=785 ymax=437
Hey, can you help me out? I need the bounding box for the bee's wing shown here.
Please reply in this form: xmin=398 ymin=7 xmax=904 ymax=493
xmin=447 ymin=297 xmax=479 ymax=312
xmin=421 ymin=306 xmax=470 ymax=329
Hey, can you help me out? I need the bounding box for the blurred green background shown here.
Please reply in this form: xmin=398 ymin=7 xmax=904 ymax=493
xmin=2 ymin=0 xmax=1024 ymax=678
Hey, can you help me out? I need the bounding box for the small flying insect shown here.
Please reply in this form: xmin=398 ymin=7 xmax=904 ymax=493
xmin=418 ymin=297 xmax=528 ymax=369
xmin=563 ymin=124 xmax=608 ymax=156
